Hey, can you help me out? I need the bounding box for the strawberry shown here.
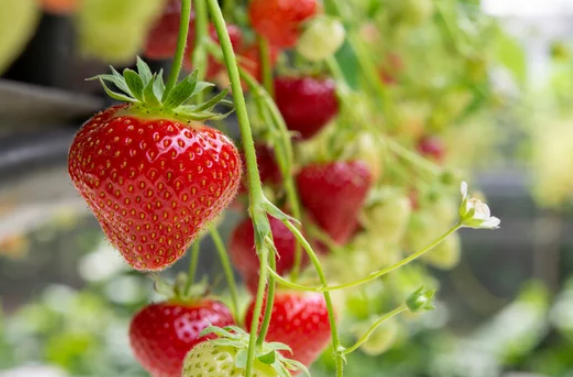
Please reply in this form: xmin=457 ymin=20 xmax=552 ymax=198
xmin=68 ymin=60 xmax=242 ymax=270
xmin=297 ymin=161 xmax=372 ymax=246
xmin=297 ymin=16 xmax=346 ymax=62
xmin=417 ymin=135 xmax=445 ymax=162
xmin=239 ymin=44 xmax=280 ymax=83
xmin=238 ymin=143 xmax=281 ymax=194
xmin=245 ymin=291 xmax=332 ymax=367
xmin=229 ymin=216 xmax=306 ymax=291
xmin=378 ymin=53 xmax=403 ymax=85
xmin=248 ymin=0 xmax=318 ymax=48
xmin=130 ymin=300 xmax=234 ymax=377
xmin=274 ymin=76 xmax=339 ymax=140
xmin=144 ymin=0 xmax=196 ymax=60
xmin=182 ymin=327 xmax=308 ymax=377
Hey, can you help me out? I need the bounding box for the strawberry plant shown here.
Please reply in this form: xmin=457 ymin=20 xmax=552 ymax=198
xmin=62 ymin=0 xmax=510 ymax=376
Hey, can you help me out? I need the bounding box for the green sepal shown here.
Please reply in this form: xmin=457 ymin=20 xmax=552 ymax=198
xmin=123 ymin=69 xmax=144 ymax=101
xmin=163 ymin=71 xmax=199 ymax=107
xmin=97 ymin=78 xmax=137 ymax=103
xmin=143 ymin=75 xmax=161 ymax=107
xmin=153 ymin=69 xmax=166 ymax=101
xmin=136 ymin=56 xmax=153 ymax=86
xmin=234 ymin=349 xmax=248 ymax=369
xmin=257 ymin=351 xmax=276 ymax=365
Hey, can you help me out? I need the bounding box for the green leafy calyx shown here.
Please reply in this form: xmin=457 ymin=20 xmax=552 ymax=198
xmin=89 ymin=57 xmax=233 ymax=122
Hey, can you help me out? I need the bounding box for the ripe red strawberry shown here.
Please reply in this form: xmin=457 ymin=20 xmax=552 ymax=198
xmin=68 ymin=60 xmax=242 ymax=271
xmin=297 ymin=161 xmax=372 ymax=245
xmin=417 ymin=135 xmax=445 ymax=162
xmin=143 ymin=0 xmax=195 ymax=60
xmin=245 ymin=291 xmax=332 ymax=367
xmin=248 ymin=0 xmax=318 ymax=48
xmin=238 ymin=143 xmax=281 ymax=194
xmin=130 ymin=299 xmax=234 ymax=377
xmin=274 ymin=76 xmax=339 ymax=140
xmin=184 ymin=23 xmax=243 ymax=79
xmin=230 ymin=216 xmax=307 ymax=292
xmin=238 ymin=44 xmax=280 ymax=84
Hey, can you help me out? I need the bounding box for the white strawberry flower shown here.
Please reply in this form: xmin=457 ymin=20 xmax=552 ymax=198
xmin=458 ymin=182 xmax=500 ymax=229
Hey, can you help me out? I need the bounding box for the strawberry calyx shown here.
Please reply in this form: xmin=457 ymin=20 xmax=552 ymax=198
xmin=89 ymin=57 xmax=233 ymax=123
xmin=152 ymin=272 xmax=211 ymax=303
xmin=199 ymin=325 xmax=310 ymax=377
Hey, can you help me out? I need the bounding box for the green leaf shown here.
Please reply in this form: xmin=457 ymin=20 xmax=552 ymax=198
xmin=192 ymin=88 xmax=231 ymax=112
xmin=124 ymin=69 xmax=144 ymax=101
xmin=234 ymin=349 xmax=248 ymax=369
xmin=257 ymin=351 xmax=276 ymax=365
xmin=153 ymin=69 xmax=166 ymax=101
xmin=98 ymin=78 xmax=137 ymax=103
xmin=143 ymin=75 xmax=161 ymax=107
xmin=136 ymin=56 xmax=153 ymax=86
xmin=163 ymin=72 xmax=198 ymax=108
xmin=495 ymin=31 xmax=527 ymax=86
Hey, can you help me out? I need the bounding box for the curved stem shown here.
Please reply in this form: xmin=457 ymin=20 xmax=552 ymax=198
xmin=282 ymin=220 xmax=345 ymax=377
xmin=268 ymin=268 xmax=317 ymax=291
xmin=343 ymin=305 xmax=407 ymax=354
xmin=258 ymin=36 xmax=275 ymax=98
xmin=164 ymin=0 xmax=193 ymax=99
xmin=193 ymin=0 xmax=209 ymax=103
xmin=209 ymin=226 xmax=240 ymax=322
xmin=257 ymin=238 xmax=277 ymax=347
xmin=184 ymin=241 xmax=202 ymax=295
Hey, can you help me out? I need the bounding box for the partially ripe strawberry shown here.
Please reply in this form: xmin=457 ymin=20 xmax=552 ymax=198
xmin=130 ymin=300 xmax=234 ymax=377
xmin=297 ymin=16 xmax=346 ymax=62
xmin=144 ymin=0 xmax=196 ymax=60
xmin=230 ymin=216 xmax=307 ymax=292
xmin=248 ymin=0 xmax=318 ymax=48
xmin=68 ymin=60 xmax=242 ymax=270
xmin=417 ymin=135 xmax=445 ymax=162
xmin=378 ymin=53 xmax=403 ymax=85
xmin=274 ymin=76 xmax=339 ymax=140
xmin=239 ymin=44 xmax=280 ymax=83
xmin=297 ymin=161 xmax=372 ymax=245
xmin=245 ymin=291 xmax=332 ymax=367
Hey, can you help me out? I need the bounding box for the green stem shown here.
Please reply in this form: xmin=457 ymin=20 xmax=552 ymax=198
xmin=193 ymin=0 xmax=209 ymax=103
xmin=282 ymin=220 xmax=345 ymax=377
xmin=343 ymin=305 xmax=407 ymax=354
xmin=258 ymin=36 xmax=275 ymax=98
xmin=257 ymin=238 xmax=277 ymax=347
xmin=206 ymin=3 xmax=272 ymax=377
xmin=271 ymin=223 xmax=463 ymax=292
xmin=209 ymin=226 xmax=240 ymax=322
xmin=164 ymin=0 xmax=193 ymax=99
xmin=184 ymin=241 xmax=201 ymax=295
xmin=385 ymin=138 xmax=442 ymax=176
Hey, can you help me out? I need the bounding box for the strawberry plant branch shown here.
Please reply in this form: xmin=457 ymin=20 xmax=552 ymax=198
xmin=164 ymin=0 xmax=193 ymax=99
xmin=258 ymin=36 xmax=275 ymax=98
xmin=282 ymin=220 xmax=346 ymax=377
xmin=256 ymin=237 xmax=277 ymax=347
xmin=184 ymin=241 xmax=202 ymax=295
xmin=343 ymin=305 xmax=407 ymax=354
xmin=192 ymin=0 xmax=209 ymax=103
xmin=205 ymin=2 xmax=275 ymax=377
xmin=209 ymin=226 xmax=239 ymax=322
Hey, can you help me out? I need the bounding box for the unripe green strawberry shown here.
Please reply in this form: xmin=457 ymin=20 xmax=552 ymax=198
xmin=388 ymin=0 xmax=434 ymax=26
xmin=0 ymin=0 xmax=39 ymax=74
xmin=78 ymin=0 xmax=165 ymax=63
xmin=297 ymin=16 xmax=346 ymax=62
xmin=352 ymin=317 xmax=399 ymax=356
xmin=343 ymin=133 xmax=383 ymax=183
xmin=360 ymin=189 xmax=412 ymax=242
xmin=421 ymin=231 xmax=461 ymax=270
xmin=351 ymin=232 xmax=401 ymax=270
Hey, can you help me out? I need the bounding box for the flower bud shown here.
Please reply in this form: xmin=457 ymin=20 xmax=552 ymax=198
xmin=406 ymin=287 xmax=435 ymax=313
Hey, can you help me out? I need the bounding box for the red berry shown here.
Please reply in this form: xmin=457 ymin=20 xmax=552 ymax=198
xmin=274 ymin=76 xmax=339 ymax=140
xmin=230 ymin=216 xmax=307 ymax=292
xmin=417 ymin=135 xmax=445 ymax=162
xmin=68 ymin=105 xmax=242 ymax=271
xmin=245 ymin=292 xmax=332 ymax=367
xmin=144 ymin=0 xmax=196 ymax=60
xmin=297 ymin=161 xmax=372 ymax=245
xmin=238 ymin=144 xmax=282 ymax=194
xmin=248 ymin=0 xmax=318 ymax=48
xmin=129 ymin=300 xmax=234 ymax=377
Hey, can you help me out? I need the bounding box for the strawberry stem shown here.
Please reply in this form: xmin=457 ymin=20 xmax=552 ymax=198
xmin=256 ymin=237 xmax=277 ymax=347
xmin=209 ymin=226 xmax=240 ymax=323
xmin=193 ymin=0 xmax=209 ymax=103
xmin=343 ymin=305 xmax=407 ymax=354
xmin=258 ymin=36 xmax=275 ymax=98
xmin=165 ymin=0 xmax=193 ymax=99
xmin=184 ymin=240 xmax=202 ymax=295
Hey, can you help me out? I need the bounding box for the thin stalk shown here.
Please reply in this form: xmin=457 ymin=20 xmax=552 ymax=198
xmin=257 ymin=238 xmax=277 ymax=347
xmin=193 ymin=0 xmax=209 ymax=103
xmin=184 ymin=241 xmax=202 ymax=294
xmin=209 ymin=226 xmax=240 ymax=322
xmin=343 ymin=305 xmax=407 ymax=354
xmin=258 ymin=36 xmax=275 ymax=98
xmin=164 ymin=0 xmax=193 ymax=99
xmin=282 ymin=220 xmax=345 ymax=377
